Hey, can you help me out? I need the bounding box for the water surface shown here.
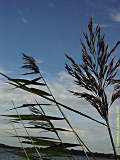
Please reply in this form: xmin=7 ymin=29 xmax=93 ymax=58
xmin=0 ymin=147 xmax=115 ymax=160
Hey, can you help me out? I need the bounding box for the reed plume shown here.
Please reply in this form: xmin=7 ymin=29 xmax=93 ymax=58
xmin=65 ymin=16 xmax=120 ymax=160
xmin=22 ymin=53 xmax=40 ymax=74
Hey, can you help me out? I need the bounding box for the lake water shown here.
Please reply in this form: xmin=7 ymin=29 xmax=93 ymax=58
xmin=0 ymin=147 xmax=115 ymax=160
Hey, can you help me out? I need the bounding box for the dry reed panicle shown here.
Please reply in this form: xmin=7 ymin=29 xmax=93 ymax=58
xmin=22 ymin=53 xmax=40 ymax=74
xmin=65 ymin=16 xmax=120 ymax=120
xmin=65 ymin=16 xmax=120 ymax=159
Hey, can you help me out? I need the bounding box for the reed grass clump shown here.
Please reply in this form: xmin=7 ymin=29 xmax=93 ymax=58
xmin=0 ymin=16 xmax=119 ymax=160
xmin=65 ymin=16 xmax=120 ymax=160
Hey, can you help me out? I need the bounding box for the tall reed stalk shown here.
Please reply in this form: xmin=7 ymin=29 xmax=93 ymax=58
xmin=39 ymin=70 xmax=91 ymax=160
xmin=65 ymin=16 xmax=120 ymax=160
xmin=21 ymin=53 xmax=92 ymax=159
xmin=10 ymin=120 xmax=30 ymax=160
xmin=12 ymin=101 xmax=43 ymax=160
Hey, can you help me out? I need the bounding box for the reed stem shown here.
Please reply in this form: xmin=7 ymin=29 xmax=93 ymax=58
xmin=11 ymin=122 xmax=30 ymax=160
xmin=39 ymin=73 xmax=95 ymax=160
xmin=12 ymin=101 xmax=43 ymax=160
xmin=106 ymin=118 xmax=118 ymax=160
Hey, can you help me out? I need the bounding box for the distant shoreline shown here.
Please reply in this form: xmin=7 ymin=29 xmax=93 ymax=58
xmin=0 ymin=143 xmax=119 ymax=159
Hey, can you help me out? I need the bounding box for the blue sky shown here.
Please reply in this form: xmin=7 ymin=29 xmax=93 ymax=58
xmin=0 ymin=0 xmax=120 ymax=74
xmin=0 ymin=0 xmax=120 ymax=154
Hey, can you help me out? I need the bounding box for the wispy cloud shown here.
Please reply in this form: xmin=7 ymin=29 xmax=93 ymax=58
xmin=0 ymin=68 xmax=6 ymax=74
xmin=21 ymin=17 xmax=28 ymax=24
xmin=48 ymin=2 xmax=56 ymax=8
xmin=17 ymin=9 xmax=28 ymax=24
xmin=36 ymin=58 xmax=44 ymax=64
xmin=110 ymin=9 xmax=120 ymax=22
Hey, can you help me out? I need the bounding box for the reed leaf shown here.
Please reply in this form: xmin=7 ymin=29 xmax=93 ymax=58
xmin=9 ymin=78 xmax=45 ymax=86
xmin=20 ymin=138 xmax=81 ymax=148
xmin=2 ymin=114 xmax=64 ymax=121
xmin=0 ymin=72 xmax=106 ymax=126
xmin=9 ymin=103 xmax=52 ymax=110
xmin=26 ymin=126 xmax=71 ymax=132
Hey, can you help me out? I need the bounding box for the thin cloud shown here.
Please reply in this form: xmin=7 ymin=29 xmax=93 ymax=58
xmin=21 ymin=17 xmax=28 ymax=23
xmin=17 ymin=9 xmax=28 ymax=24
xmin=36 ymin=58 xmax=44 ymax=64
xmin=110 ymin=9 xmax=120 ymax=22
xmin=0 ymin=67 xmax=12 ymax=76
xmin=48 ymin=2 xmax=56 ymax=8
xmin=57 ymin=71 xmax=72 ymax=81
xmin=0 ymin=68 xmax=6 ymax=74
